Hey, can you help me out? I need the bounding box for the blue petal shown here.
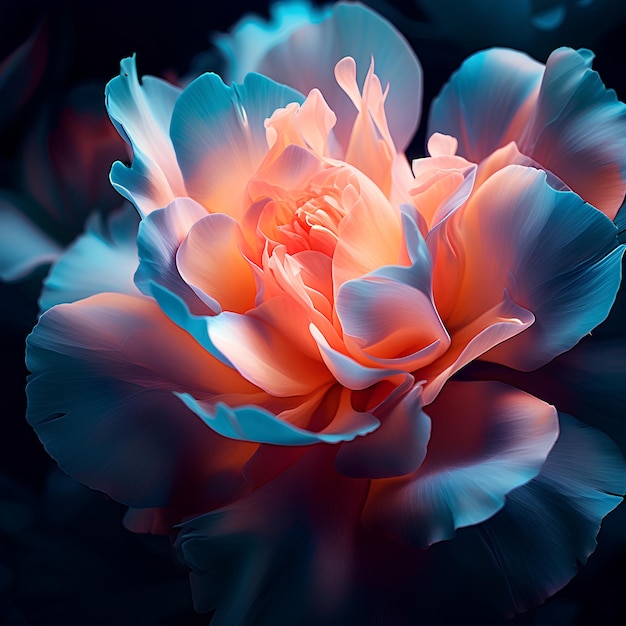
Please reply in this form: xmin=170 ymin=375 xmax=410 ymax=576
xmin=363 ymin=381 xmax=559 ymax=547
xmin=0 ymin=195 xmax=61 ymax=281
xmin=176 ymin=392 xmax=379 ymax=446
xmin=169 ymin=71 xmax=304 ymax=219
xmin=428 ymin=48 xmax=543 ymax=162
xmin=423 ymin=413 xmax=625 ymax=617
xmin=26 ymin=293 xmax=250 ymax=509
xmin=39 ymin=203 xmax=140 ymax=312
xmin=215 ymin=0 xmax=332 ymax=84
xmin=518 ymin=47 xmax=626 ymax=217
xmin=437 ymin=163 xmax=625 ymax=370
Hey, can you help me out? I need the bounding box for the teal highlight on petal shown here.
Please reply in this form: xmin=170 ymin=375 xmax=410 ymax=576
xmin=176 ymin=393 xmax=380 ymax=446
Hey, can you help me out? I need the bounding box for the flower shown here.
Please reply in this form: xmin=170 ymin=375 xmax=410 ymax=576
xmin=25 ymin=2 xmax=626 ymax=624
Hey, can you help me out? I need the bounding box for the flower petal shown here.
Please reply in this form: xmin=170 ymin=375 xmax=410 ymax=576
xmin=255 ymin=1 xmax=422 ymax=152
xmin=310 ymin=324 xmax=407 ymax=391
xmin=177 ymin=386 xmax=380 ymax=446
xmin=432 ymin=163 xmax=624 ymax=370
xmin=0 ymin=196 xmax=61 ymax=281
xmin=519 ymin=47 xmax=626 ymax=218
xmin=26 ymin=293 xmax=258 ymax=510
xmin=332 ymin=173 xmax=402 ymax=291
xmin=106 ymin=56 xmax=185 ymax=215
xmin=335 ymin=384 xmax=431 ymax=478
xmin=214 ymin=0 xmax=333 ymax=86
xmin=176 ymin=213 xmax=257 ymax=314
xmin=420 ymin=292 xmax=534 ymax=404
xmin=419 ymin=413 xmax=625 ymax=619
xmin=208 ymin=297 xmax=333 ymax=397
xmin=427 ymin=48 xmax=543 ymax=163
xmin=170 ymin=71 xmax=304 ymax=220
xmin=428 ymin=47 xmax=626 ymax=217
xmin=336 ymin=275 xmax=448 ymax=371
xmin=174 ymin=446 xmax=369 ymax=624
xmin=39 ymin=204 xmax=140 ymax=312
xmin=363 ymin=381 xmax=559 ymax=547
xmin=134 ymin=197 xmax=210 ymax=316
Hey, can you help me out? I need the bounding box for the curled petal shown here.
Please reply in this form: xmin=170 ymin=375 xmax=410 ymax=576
xmin=106 ymin=56 xmax=185 ymax=215
xmin=519 ymin=47 xmax=626 ymax=218
xmin=135 ymin=197 xmax=210 ymax=315
xmin=178 ymin=385 xmax=380 ymax=446
xmin=335 ymin=384 xmax=431 ymax=478
xmin=428 ymin=47 xmax=626 ymax=217
xmin=209 ymin=297 xmax=333 ymax=397
xmin=177 ymin=214 xmax=257 ymax=314
xmin=336 ymin=275 xmax=448 ymax=371
xmin=432 ymin=164 xmax=624 ymax=370
xmin=420 ymin=292 xmax=534 ymax=404
xmin=335 ymin=56 xmax=395 ymax=195
xmin=310 ymin=324 xmax=408 ymax=391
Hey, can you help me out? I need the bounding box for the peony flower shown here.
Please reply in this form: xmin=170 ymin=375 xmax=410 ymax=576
xmin=25 ymin=2 xmax=626 ymax=624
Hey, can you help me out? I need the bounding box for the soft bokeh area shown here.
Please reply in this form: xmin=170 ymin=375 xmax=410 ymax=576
xmin=1 ymin=1 xmax=625 ymax=624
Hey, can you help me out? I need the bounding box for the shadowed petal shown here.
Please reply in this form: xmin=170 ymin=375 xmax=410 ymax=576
xmin=363 ymin=381 xmax=558 ymax=547
xmin=335 ymin=384 xmax=431 ymax=478
xmin=419 ymin=413 xmax=625 ymax=619
xmin=0 ymin=196 xmax=61 ymax=281
xmin=26 ymin=293 xmax=258 ymax=510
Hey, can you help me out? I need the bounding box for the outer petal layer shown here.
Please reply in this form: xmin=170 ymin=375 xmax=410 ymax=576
xmin=519 ymin=47 xmax=626 ymax=218
xmin=0 ymin=196 xmax=61 ymax=281
xmin=106 ymin=57 xmax=185 ymax=215
xmin=432 ymin=164 xmax=624 ymax=370
xmin=363 ymin=381 xmax=559 ymax=547
xmin=26 ymin=293 xmax=258 ymax=511
xmin=428 ymin=47 xmax=626 ymax=217
xmin=39 ymin=204 xmax=140 ymax=312
xmin=427 ymin=48 xmax=543 ymax=163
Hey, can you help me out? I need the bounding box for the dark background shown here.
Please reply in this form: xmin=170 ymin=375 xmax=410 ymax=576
xmin=1 ymin=1 xmax=625 ymax=624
